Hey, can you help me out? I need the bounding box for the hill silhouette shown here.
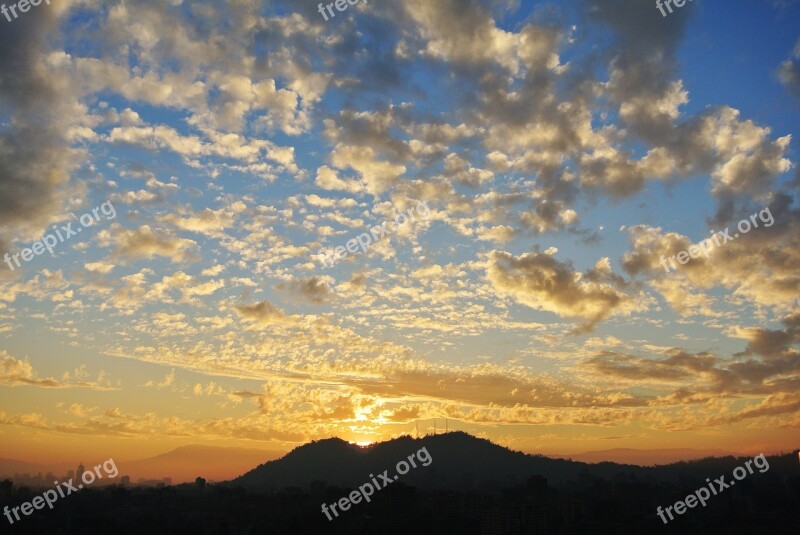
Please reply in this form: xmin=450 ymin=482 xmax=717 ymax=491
xmin=555 ymin=447 xmax=736 ymax=465
xmin=229 ymin=431 xmax=798 ymax=491
xmin=232 ymin=432 xmax=584 ymax=491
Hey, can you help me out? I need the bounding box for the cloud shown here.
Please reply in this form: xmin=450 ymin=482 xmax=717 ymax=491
xmin=738 ymin=312 xmax=800 ymax=358
xmin=587 ymin=0 xmax=691 ymax=137
xmin=0 ymin=355 xmax=60 ymax=387
xmin=276 ymin=276 xmax=336 ymax=305
xmin=0 ymin=5 xmax=82 ymax=244
xmin=144 ymin=369 xmax=176 ymax=389
xmin=621 ymin=196 xmax=800 ymax=315
xmin=402 ymin=0 xmax=525 ymax=73
xmin=0 ymin=406 xmax=304 ymax=444
xmin=487 ymin=250 xmax=639 ymax=331
xmin=583 ymin=311 xmax=800 ymax=403
xmin=777 ymin=38 xmax=800 ymax=98
xmin=0 ymin=352 xmax=112 ymax=390
xmin=234 ymin=300 xmax=291 ymax=326
xmin=329 ymin=144 xmax=407 ymax=196
xmin=315 ymin=165 xmax=364 ymax=194
xmin=84 ymin=261 xmax=116 ymax=275
xmin=583 ymin=350 xmax=728 ymax=386
xmin=193 ymin=382 xmax=225 ymax=397
xmin=104 ymin=225 xmax=198 ymax=263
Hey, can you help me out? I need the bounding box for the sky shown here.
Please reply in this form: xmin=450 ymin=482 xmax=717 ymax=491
xmin=1 ymin=0 xmax=799 ymax=468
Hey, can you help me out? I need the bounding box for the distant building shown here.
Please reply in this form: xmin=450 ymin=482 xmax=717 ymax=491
xmin=309 ymin=480 xmax=326 ymax=498
xmin=0 ymin=479 xmax=12 ymax=499
xmin=120 ymin=476 xmax=130 ymax=486
xmin=195 ymin=477 xmax=206 ymax=489
xmin=76 ymin=463 xmax=85 ymax=483
xmin=378 ymin=483 xmax=415 ymax=529
xmin=526 ymin=475 xmax=548 ymax=500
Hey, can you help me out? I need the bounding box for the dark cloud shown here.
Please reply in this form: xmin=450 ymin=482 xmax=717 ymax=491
xmin=737 ymin=312 xmax=800 ymax=360
xmin=0 ymin=5 xmax=76 ymax=241
xmin=276 ymin=276 xmax=335 ymax=305
xmin=585 ymin=312 xmax=800 ymax=402
xmin=777 ymin=38 xmax=800 ymax=98
xmin=586 ymin=0 xmax=691 ymax=138
xmin=234 ymin=299 xmax=289 ymax=325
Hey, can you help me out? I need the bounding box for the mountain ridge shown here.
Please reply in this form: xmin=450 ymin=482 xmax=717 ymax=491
xmin=230 ymin=431 xmax=623 ymax=491
xmin=553 ymin=447 xmax=737 ymax=465
xmin=228 ymin=431 xmax=799 ymax=492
